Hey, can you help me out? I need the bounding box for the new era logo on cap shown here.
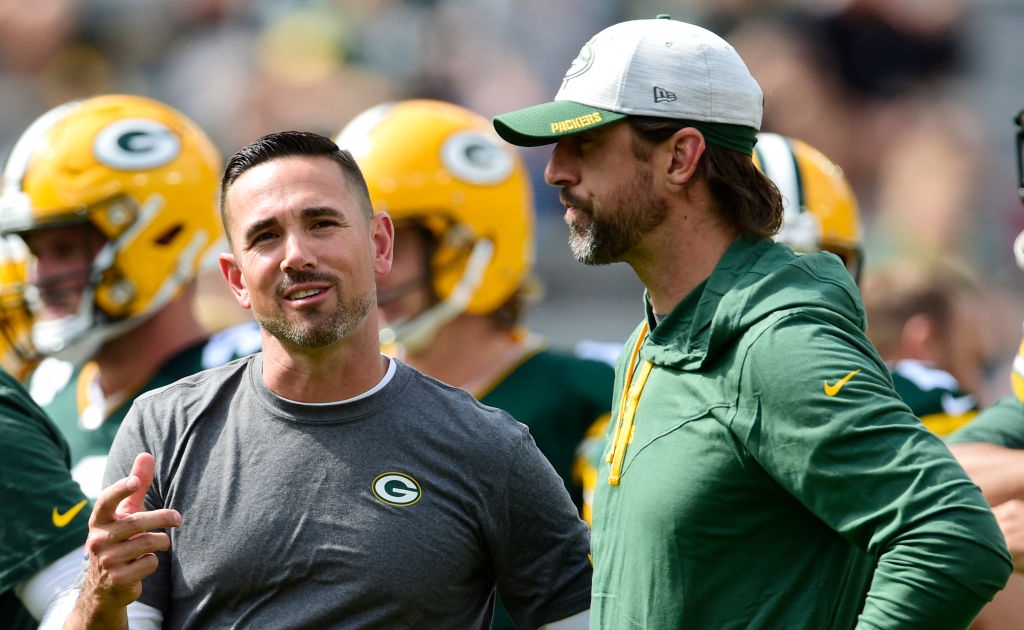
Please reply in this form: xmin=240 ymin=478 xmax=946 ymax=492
xmin=493 ymin=16 xmax=763 ymax=153
xmin=653 ymin=87 xmax=676 ymax=103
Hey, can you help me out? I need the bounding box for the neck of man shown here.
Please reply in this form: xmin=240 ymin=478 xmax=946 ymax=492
xmin=628 ymin=206 xmax=740 ymax=315
xmin=259 ymin=314 xmax=390 ymax=403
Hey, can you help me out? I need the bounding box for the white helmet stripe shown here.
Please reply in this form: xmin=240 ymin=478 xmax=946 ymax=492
xmin=2 ymin=100 xmax=80 ymax=191
xmin=754 ymin=132 xmax=802 ymax=215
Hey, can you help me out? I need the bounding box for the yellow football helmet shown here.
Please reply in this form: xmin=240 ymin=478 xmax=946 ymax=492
xmin=0 ymin=236 xmax=39 ymax=380
xmin=0 ymin=94 xmax=224 ymax=363
xmin=335 ymin=99 xmax=534 ymax=351
xmin=753 ymin=132 xmax=864 ymax=282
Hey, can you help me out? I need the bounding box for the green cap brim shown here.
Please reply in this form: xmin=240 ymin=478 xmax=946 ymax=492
xmin=493 ymin=101 xmax=626 ymax=147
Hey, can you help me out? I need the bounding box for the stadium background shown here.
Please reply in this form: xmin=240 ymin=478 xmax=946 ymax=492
xmin=0 ymin=0 xmax=1022 ymax=402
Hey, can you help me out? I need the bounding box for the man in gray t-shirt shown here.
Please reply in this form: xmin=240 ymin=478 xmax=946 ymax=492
xmin=100 ymin=354 xmax=590 ymax=629
xmin=53 ymin=131 xmax=591 ymax=630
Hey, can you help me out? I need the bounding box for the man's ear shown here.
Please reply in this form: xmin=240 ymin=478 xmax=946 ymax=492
xmin=371 ymin=211 xmax=395 ymax=276
xmin=665 ymin=127 xmax=706 ymax=186
xmin=901 ymin=312 xmax=936 ymax=360
xmin=219 ymin=252 xmax=251 ymax=310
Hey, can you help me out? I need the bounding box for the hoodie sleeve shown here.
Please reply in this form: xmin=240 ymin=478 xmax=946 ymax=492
xmin=741 ymin=309 xmax=1011 ymax=629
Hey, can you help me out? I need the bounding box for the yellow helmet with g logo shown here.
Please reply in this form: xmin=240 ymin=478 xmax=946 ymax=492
xmin=0 ymin=237 xmax=39 ymax=380
xmin=336 ymin=99 xmax=534 ymax=349
xmin=0 ymin=94 xmax=224 ymax=363
xmin=754 ymin=132 xmax=863 ymax=282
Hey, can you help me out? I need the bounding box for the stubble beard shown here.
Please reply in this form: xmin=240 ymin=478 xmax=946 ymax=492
xmin=257 ymin=273 xmax=374 ymax=348
xmin=564 ymin=164 xmax=668 ymax=265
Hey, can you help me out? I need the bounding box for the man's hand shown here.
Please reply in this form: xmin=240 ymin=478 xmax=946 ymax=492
xmin=65 ymin=453 xmax=181 ymax=630
xmin=993 ymin=499 xmax=1024 ymax=573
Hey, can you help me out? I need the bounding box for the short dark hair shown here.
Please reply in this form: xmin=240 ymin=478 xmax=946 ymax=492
xmin=219 ymin=130 xmax=374 ymax=240
xmin=627 ymin=117 xmax=783 ymax=239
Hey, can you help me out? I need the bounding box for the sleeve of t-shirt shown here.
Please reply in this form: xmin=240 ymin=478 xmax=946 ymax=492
xmin=491 ymin=431 xmax=592 ymax=629
xmin=0 ymin=374 xmax=90 ymax=594
xmin=101 ymin=400 xmax=174 ymax=614
xmin=946 ymin=396 xmax=1024 ymax=448
xmin=744 ymin=313 xmax=1011 ymax=629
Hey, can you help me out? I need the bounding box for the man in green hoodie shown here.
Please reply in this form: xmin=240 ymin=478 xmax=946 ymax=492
xmin=493 ymin=14 xmax=1011 ymax=630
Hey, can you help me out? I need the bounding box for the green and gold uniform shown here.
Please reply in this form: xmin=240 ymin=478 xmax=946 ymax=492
xmin=0 ymin=367 xmax=89 ymax=630
xmin=889 ymin=358 xmax=979 ymax=437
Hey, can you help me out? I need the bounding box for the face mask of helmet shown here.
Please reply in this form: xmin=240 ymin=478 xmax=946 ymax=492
xmin=0 ymin=94 xmax=226 ymax=363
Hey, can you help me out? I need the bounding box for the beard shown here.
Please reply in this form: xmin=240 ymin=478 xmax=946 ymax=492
xmin=256 ymin=271 xmax=373 ymax=349
xmin=562 ymin=162 xmax=669 ymax=265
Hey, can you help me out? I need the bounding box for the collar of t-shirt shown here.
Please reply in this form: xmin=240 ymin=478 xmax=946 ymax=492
xmin=271 ymin=355 xmax=397 ymax=406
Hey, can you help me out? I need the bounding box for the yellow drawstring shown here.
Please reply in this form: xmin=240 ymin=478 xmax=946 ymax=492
xmin=607 ymin=323 xmax=652 ymax=485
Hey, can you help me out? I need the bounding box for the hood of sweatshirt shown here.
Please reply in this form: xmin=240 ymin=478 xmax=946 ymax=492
xmin=640 ymin=235 xmax=866 ymax=370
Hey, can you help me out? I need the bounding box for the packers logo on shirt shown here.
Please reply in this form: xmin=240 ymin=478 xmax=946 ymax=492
xmin=372 ymin=472 xmax=422 ymax=506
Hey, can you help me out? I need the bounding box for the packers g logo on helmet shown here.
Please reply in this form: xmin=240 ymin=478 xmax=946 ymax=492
xmin=93 ymin=118 xmax=182 ymax=170
xmin=753 ymin=133 xmax=863 ymax=282
xmin=0 ymin=94 xmax=225 ymax=363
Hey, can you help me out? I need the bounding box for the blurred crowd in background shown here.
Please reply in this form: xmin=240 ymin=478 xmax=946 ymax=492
xmin=1 ymin=0 xmax=1022 ymax=402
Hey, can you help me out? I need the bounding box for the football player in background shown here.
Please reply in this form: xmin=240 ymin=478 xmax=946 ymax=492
xmin=336 ymin=99 xmax=610 ymax=630
xmin=945 ymin=109 xmax=1024 ymax=630
xmin=859 ymin=256 xmax=989 ymax=437
xmin=0 ymin=235 xmax=86 ymax=630
xmin=0 ymin=238 xmax=158 ymax=629
xmin=0 ymin=94 xmax=260 ymax=499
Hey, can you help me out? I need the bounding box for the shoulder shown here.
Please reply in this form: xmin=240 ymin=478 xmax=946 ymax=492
xmin=737 ymin=311 xmax=895 ymax=415
xmin=391 ymin=361 xmax=528 ymax=440
xmin=135 ymin=353 xmax=255 ymax=408
xmin=520 ymin=346 xmax=617 ymax=382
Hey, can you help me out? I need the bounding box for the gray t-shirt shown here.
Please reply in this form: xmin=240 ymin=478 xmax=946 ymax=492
xmin=104 ymin=354 xmax=591 ymax=629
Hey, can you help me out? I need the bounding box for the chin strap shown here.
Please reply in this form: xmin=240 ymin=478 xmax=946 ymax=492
xmin=379 ymin=237 xmax=494 ymax=354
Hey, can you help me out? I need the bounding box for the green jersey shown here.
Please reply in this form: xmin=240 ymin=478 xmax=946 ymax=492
xmin=889 ymin=359 xmax=979 ymax=437
xmin=0 ymin=368 xmax=90 ymax=630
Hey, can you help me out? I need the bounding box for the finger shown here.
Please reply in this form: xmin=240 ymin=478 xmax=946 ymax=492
xmin=96 ymin=553 xmax=165 ymax=605
xmin=87 ymin=530 xmax=172 ymax=566
xmin=91 ymin=465 xmax=152 ymax=527
xmin=109 ymin=509 xmax=182 ymax=543
xmin=118 ymin=453 xmax=156 ymax=517
xmin=85 ymin=510 xmax=181 ymax=557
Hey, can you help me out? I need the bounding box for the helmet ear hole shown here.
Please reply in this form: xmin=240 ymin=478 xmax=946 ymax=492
xmin=155 ymin=224 xmax=184 ymax=246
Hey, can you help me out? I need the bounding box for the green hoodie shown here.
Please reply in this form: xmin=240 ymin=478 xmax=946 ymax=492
xmin=591 ymin=236 xmax=1010 ymax=629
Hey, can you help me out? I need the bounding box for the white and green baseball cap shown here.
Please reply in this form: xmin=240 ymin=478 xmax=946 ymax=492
xmin=493 ymin=15 xmax=763 ymax=154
